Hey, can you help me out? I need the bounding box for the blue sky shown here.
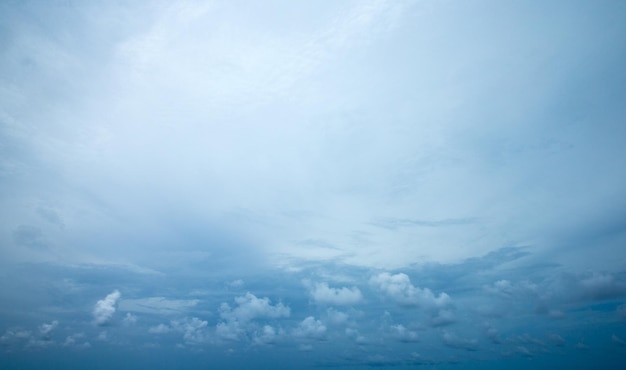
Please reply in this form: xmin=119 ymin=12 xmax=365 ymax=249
xmin=1 ymin=0 xmax=626 ymax=368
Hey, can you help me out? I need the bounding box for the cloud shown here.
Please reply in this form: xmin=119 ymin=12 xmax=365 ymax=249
xmin=63 ymin=333 xmax=90 ymax=349
xmin=612 ymin=334 xmax=626 ymax=347
xmin=389 ymin=324 xmax=419 ymax=342
xmin=483 ymin=324 xmax=502 ymax=344
xmin=220 ymin=292 xmax=290 ymax=323
xmin=548 ymin=334 xmax=565 ymax=347
xmin=325 ymin=308 xmax=349 ymax=326
xmin=38 ymin=320 xmax=58 ymax=338
xmin=370 ymin=272 xmax=451 ymax=309
xmin=293 ymin=316 xmax=326 ymax=340
xmin=12 ymin=225 xmax=47 ymax=249
xmin=253 ymin=325 xmax=279 ymax=345
xmin=578 ymin=273 xmax=626 ymax=301
xmin=442 ymin=331 xmax=478 ymax=351
xmin=216 ymin=292 xmax=291 ymax=342
xmin=309 ymin=282 xmax=363 ymax=305
xmin=123 ymin=313 xmax=137 ymax=325
xmin=119 ymin=297 xmax=199 ymax=315
xmin=171 ymin=317 xmax=209 ymax=345
xmin=93 ymin=290 xmax=121 ymax=325
xmin=148 ymin=324 xmax=171 ymax=334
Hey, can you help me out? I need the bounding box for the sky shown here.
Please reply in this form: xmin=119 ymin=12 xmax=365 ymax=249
xmin=1 ymin=0 xmax=626 ymax=368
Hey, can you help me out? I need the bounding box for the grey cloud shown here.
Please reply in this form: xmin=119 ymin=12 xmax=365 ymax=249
xmin=38 ymin=320 xmax=58 ymax=339
xmin=389 ymin=324 xmax=419 ymax=343
xmin=442 ymin=331 xmax=478 ymax=351
xmin=119 ymin=297 xmax=199 ymax=315
xmin=37 ymin=206 xmax=64 ymax=227
xmin=12 ymin=225 xmax=46 ymax=249
xmin=612 ymin=334 xmax=626 ymax=347
xmin=548 ymin=334 xmax=565 ymax=347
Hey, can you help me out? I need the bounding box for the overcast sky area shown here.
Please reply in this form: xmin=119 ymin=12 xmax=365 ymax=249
xmin=1 ymin=0 xmax=626 ymax=368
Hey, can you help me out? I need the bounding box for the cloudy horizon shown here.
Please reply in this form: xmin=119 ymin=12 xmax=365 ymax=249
xmin=1 ymin=0 xmax=626 ymax=368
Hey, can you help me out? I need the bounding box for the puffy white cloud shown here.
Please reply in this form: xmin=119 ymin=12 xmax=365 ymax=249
xmin=293 ymin=316 xmax=326 ymax=340
xmin=309 ymin=282 xmax=363 ymax=306
xmin=93 ymin=290 xmax=121 ymax=325
xmin=220 ymin=292 xmax=290 ymax=323
xmin=370 ymin=273 xmax=451 ymax=309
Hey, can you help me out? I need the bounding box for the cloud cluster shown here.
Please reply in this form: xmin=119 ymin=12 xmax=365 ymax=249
xmin=309 ymin=282 xmax=363 ymax=306
xmin=216 ymin=292 xmax=291 ymax=341
xmin=370 ymin=273 xmax=451 ymax=309
xmin=220 ymin=292 xmax=290 ymax=323
xmin=93 ymin=290 xmax=121 ymax=325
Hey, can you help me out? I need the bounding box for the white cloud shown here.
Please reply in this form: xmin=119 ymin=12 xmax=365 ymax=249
xmin=309 ymin=282 xmax=363 ymax=305
xmin=370 ymin=272 xmax=451 ymax=309
xmin=93 ymin=290 xmax=121 ymax=325
xmin=293 ymin=316 xmax=326 ymax=340
xmin=220 ymin=292 xmax=290 ymax=323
